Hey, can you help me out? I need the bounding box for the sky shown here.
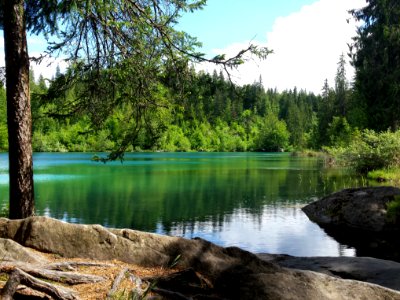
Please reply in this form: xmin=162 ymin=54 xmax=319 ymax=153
xmin=0 ymin=0 xmax=367 ymax=95
xmin=177 ymin=0 xmax=367 ymax=94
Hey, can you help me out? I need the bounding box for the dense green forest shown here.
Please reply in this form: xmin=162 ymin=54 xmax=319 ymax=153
xmin=0 ymin=0 xmax=398 ymax=165
xmin=0 ymin=54 xmax=359 ymax=153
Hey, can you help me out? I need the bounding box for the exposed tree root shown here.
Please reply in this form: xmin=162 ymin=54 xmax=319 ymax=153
xmin=0 ymin=259 xmax=111 ymax=299
xmin=106 ymin=267 xmax=129 ymax=299
xmin=46 ymin=261 xmax=115 ymax=272
xmin=0 ymin=268 xmax=78 ymax=300
xmin=0 ymin=262 xmax=105 ymax=285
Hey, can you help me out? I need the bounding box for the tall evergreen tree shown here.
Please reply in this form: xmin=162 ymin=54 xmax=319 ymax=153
xmin=334 ymin=53 xmax=348 ymax=116
xmin=322 ymin=79 xmax=330 ymax=100
xmin=3 ymin=0 xmax=35 ymax=218
xmin=317 ymin=80 xmax=335 ymax=146
xmin=350 ymin=0 xmax=400 ymax=130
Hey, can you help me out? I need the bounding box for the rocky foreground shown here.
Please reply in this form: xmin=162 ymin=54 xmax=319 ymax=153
xmin=0 ymin=216 xmax=400 ymax=299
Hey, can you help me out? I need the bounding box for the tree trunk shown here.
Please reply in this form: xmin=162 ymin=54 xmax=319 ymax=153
xmin=3 ymin=0 xmax=35 ymax=218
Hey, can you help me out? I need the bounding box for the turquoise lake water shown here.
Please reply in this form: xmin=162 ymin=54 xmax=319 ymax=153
xmin=0 ymin=152 xmax=370 ymax=257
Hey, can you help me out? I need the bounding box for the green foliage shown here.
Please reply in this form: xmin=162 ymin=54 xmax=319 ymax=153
xmin=350 ymin=0 xmax=400 ymax=131
xmin=327 ymin=117 xmax=354 ymax=147
xmin=334 ymin=53 xmax=349 ymax=116
xmin=386 ymin=195 xmax=400 ymax=224
xmin=256 ymin=113 xmax=290 ymax=152
xmin=0 ymin=123 xmax=7 ymax=151
xmin=332 ymin=129 xmax=400 ymax=174
xmin=28 ymin=61 xmax=327 ymax=153
xmin=213 ymin=120 xmax=244 ymax=152
xmin=367 ymin=168 xmax=400 ymax=184
xmin=0 ymin=85 xmax=7 ymax=151
xmin=158 ymin=125 xmax=191 ymax=152
xmin=0 ymin=203 xmax=9 ymax=218
xmin=19 ymin=45 xmax=384 ymax=155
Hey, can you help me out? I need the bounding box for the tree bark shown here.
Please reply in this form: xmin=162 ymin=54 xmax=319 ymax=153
xmin=3 ymin=0 xmax=35 ymax=218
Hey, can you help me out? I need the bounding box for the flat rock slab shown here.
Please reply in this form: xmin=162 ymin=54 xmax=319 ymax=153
xmin=302 ymin=186 xmax=400 ymax=232
xmin=1 ymin=216 xmax=400 ymax=300
xmin=259 ymin=254 xmax=400 ymax=292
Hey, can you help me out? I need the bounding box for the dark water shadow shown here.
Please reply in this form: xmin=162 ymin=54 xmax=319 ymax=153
xmin=318 ymin=224 xmax=400 ymax=262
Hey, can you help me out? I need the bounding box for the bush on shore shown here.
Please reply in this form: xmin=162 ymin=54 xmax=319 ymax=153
xmin=326 ymin=129 xmax=400 ymax=175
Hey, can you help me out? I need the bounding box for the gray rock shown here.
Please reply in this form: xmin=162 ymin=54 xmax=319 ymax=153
xmin=1 ymin=216 xmax=400 ymax=300
xmin=0 ymin=217 xmax=173 ymax=266
xmin=302 ymin=186 xmax=400 ymax=232
xmin=0 ymin=238 xmax=47 ymax=264
xmin=259 ymin=254 xmax=400 ymax=292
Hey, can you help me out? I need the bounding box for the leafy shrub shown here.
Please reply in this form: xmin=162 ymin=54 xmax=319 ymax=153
xmin=256 ymin=113 xmax=290 ymax=151
xmin=0 ymin=204 xmax=9 ymax=218
xmin=327 ymin=116 xmax=354 ymax=147
xmin=158 ymin=125 xmax=191 ymax=151
xmin=386 ymin=195 xmax=400 ymax=224
xmin=0 ymin=123 xmax=8 ymax=151
xmin=335 ymin=129 xmax=400 ymax=174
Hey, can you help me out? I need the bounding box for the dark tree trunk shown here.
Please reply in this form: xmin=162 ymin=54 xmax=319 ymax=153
xmin=3 ymin=0 xmax=35 ymax=218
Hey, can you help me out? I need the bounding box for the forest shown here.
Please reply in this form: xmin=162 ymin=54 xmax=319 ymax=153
xmin=0 ymin=54 xmax=363 ymax=153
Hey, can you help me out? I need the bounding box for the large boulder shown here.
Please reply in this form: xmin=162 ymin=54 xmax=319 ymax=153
xmin=302 ymin=186 xmax=400 ymax=232
xmin=1 ymin=216 xmax=400 ymax=299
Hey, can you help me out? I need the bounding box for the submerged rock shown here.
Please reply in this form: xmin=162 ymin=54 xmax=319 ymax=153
xmin=1 ymin=216 xmax=400 ymax=299
xmin=302 ymin=186 xmax=400 ymax=232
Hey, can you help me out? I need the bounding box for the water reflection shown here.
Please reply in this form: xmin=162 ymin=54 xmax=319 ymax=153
xmin=163 ymin=205 xmax=356 ymax=257
xmin=0 ymin=152 xmax=376 ymax=258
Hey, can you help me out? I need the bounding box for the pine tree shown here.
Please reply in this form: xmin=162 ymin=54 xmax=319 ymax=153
xmin=350 ymin=0 xmax=400 ymax=130
xmin=335 ymin=53 xmax=348 ymax=116
xmin=3 ymin=0 xmax=35 ymax=218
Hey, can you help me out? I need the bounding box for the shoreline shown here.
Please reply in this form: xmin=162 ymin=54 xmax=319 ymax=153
xmin=1 ymin=216 xmax=400 ymax=299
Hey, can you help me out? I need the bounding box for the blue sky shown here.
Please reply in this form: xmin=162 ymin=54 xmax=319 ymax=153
xmin=0 ymin=0 xmax=366 ymax=94
xmin=177 ymin=0 xmax=317 ymax=55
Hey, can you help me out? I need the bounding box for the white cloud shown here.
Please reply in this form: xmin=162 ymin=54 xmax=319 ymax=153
xmin=0 ymin=34 xmax=67 ymax=83
xmin=200 ymin=0 xmax=367 ymax=94
xmin=29 ymin=52 xmax=68 ymax=82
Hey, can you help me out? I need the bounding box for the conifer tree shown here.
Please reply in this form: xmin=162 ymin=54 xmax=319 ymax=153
xmin=335 ymin=53 xmax=348 ymax=116
xmin=350 ymin=0 xmax=400 ymax=130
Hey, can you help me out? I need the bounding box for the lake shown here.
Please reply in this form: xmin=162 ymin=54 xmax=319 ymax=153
xmin=0 ymin=152 xmax=372 ymax=257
